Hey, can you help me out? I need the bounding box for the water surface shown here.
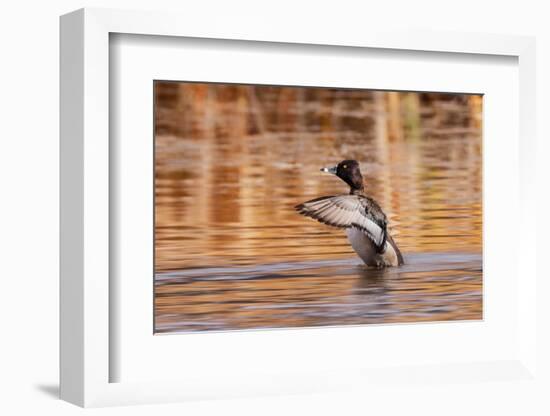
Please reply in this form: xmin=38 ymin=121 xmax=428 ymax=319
xmin=154 ymin=83 xmax=482 ymax=333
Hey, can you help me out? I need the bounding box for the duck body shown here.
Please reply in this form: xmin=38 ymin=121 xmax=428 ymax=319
xmin=345 ymin=228 xmax=401 ymax=268
xmin=295 ymin=160 xmax=404 ymax=268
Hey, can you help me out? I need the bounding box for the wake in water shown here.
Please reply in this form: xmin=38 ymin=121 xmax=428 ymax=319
xmin=156 ymin=252 xmax=481 ymax=283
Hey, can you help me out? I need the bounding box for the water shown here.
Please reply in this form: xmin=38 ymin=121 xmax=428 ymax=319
xmin=154 ymin=84 xmax=482 ymax=333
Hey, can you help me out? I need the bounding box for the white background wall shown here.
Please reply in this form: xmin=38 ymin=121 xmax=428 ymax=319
xmin=1 ymin=1 xmax=548 ymax=414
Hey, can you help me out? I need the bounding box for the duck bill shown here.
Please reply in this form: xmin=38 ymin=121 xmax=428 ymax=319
xmin=320 ymin=166 xmax=337 ymax=175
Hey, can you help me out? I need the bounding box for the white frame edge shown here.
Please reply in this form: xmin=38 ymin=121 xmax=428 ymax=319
xmin=60 ymin=7 xmax=537 ymax=407
xmin=60 ymin=9 xmax=85 ymax=406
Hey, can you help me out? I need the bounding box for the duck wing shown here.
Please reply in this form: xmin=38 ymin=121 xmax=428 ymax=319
xmin=295 ymin=195 xmax=388 ymax=251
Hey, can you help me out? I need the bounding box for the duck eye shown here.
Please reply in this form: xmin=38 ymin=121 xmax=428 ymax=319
xmin=343 ymin=165 xmax=347 ymax=169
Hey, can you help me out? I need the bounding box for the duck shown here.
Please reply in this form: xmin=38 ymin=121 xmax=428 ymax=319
xmin=295 ymin=160 xmax=404 ymax=268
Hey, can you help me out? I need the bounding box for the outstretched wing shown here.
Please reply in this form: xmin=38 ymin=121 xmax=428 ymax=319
xmin=295 ymin=195 xmax=387 ymax=250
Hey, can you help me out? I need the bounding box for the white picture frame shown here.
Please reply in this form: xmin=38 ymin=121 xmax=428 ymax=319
xmin=60 ymin=7 xmax=539 ymax=408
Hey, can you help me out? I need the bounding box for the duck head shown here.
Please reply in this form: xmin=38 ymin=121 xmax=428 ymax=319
xmin=321 ymin=159 xmax=364 ymax=193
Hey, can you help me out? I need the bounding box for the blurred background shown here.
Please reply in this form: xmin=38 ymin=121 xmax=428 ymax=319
xmin=154 ymin=82 xmax=482 ymax=333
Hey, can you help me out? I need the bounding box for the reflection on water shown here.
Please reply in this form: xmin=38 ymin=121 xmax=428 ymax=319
xmin=154 ymin=83 xmax=482 ymax=333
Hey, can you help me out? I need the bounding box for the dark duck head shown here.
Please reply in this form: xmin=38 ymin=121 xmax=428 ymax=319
xmin=321 ymin=159 xmax=364 ymax=194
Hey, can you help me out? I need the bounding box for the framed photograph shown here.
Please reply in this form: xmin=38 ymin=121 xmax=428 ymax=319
xmin=60 ymin=8 xmax=539 ymax=408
